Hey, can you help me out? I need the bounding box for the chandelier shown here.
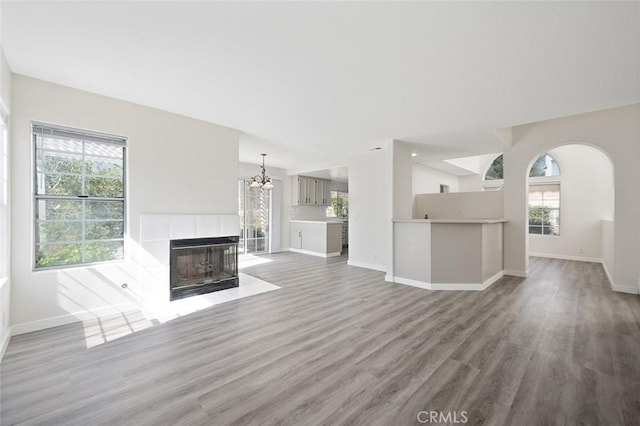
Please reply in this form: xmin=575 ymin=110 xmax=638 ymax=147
xmin=249 ymin=153 xmax=273 ymax=190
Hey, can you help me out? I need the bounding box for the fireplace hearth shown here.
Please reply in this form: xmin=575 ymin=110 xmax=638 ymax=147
xmin=169 ymin=236 xmax=239 ymax=301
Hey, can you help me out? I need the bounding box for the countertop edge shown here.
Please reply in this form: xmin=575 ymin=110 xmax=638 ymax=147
xmin=290 ymin=220 xmax=345 ymax=224
xmin=392 ymin=219 xmax=508 ymax=224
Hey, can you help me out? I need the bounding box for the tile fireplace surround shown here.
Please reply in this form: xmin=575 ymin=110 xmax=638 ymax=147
xmin=138 ymin=214 xmax=279 ymax=321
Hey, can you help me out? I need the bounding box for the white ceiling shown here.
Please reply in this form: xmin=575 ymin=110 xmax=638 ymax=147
xmin=2 ymin=1 xmax=639 ymax=171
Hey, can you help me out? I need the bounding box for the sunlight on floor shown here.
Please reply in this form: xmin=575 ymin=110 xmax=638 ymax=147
xmin=239 ymin=253 xmax=273 ymax=269
xmin=82 ymin=273 xmax=281 ymax=349
xmin=82 ymin=310 xmax=155 ymax=349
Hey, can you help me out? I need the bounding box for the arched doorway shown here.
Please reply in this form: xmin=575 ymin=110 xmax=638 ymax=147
xmin=525 ymin=144 xmax=615 ymax=275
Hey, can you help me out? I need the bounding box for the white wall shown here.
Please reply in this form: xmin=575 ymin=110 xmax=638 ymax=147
xmin=393 ymin=141 xmax=413 ymax=219
xmin=602 ymin=220 xmax=615 ymax=281
xmin=348 ymin=143 xmax=392 ymax=272
xmin=503 ymin=104 xmax=639 ymax=293
xmin=10 ymin=75 xmax=241 ymax=333
xmin=529 ymin=144 xmax=614 ymax=262
xmin=0 ymin=46 xmax=11 ymax=356
xmin=412 ymin=162 xmax=460 ymax=195
xmin=279 ymin=175 xmax=292 ymax=252
xmin=413 ymin=191 xmax=504 ymax=220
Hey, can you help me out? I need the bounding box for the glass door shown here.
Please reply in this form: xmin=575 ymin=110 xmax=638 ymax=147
xmin=238 ymin=180 xmax=271 ymax=254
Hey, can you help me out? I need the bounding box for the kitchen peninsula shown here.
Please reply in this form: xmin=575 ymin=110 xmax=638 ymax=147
xmin=290 ymin=220 xmax=343 ymax=258
xmin=388 ymin=218 xmax=507 ymax=290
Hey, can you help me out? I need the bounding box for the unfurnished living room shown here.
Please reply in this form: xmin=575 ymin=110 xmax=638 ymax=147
xmin=0 ymin=1 xmax=639 ymax=425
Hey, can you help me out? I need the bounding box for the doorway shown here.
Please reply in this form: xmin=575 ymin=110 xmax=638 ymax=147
xmin=238 ymin=180 xmax=271 ymax=255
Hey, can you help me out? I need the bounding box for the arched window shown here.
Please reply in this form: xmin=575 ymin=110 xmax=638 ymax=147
xmin=529 ymin=153 xmax=560 ymax=177
xmin=528 ymin=153 xmax=561 ymax=236
xmin=484 ymin=154 xmax=503 ymax=180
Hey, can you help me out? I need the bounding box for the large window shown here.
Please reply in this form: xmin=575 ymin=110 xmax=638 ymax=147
xmin=34 ymin=123 xmax=126 ymax=269
xmin=528 ymin=153 xmax=561 ymax=236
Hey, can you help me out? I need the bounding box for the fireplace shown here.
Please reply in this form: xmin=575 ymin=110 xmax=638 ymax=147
xmin=169 ymin=236 xmax=239 ymax=301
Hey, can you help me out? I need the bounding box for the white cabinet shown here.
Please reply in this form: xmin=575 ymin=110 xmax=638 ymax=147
xmin=315 ymin=179 xmax=331 ymax=206
xmin=290 ymin=223 xmax=302 ymax=249
xmin=293 ymin=176 xmax=332 ymax=206
xmin=289 ymin=220 xmax=343 ymax=257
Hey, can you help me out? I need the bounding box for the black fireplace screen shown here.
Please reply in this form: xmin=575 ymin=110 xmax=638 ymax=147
xmin=170 ymin=236 xmax=239 ymax=300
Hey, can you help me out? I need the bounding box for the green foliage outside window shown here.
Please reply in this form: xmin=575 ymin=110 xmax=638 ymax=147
xmin=484 ymin=154 xmax=503 ymax=180
xmin=35 ymin=130 xmax=125 ymax=268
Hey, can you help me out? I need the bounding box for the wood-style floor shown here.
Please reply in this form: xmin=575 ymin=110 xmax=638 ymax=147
xmin=2 ymin=253 xmax=639 ymax=425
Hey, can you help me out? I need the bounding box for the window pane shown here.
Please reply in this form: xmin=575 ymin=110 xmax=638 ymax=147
xmin=529 ymin=154 xmax=560 ymax=177
xmin=86 ymin=176 xmax=124 ymax=197
xmin=86 ymin=221 xmax=124 ymax=240
xmin=43 ymin=152 xmax=83 ymax=174
xmin=42 ymin=173 xmax=82 ymax=196
xmin=544 ymin=199 xmax=560 ymax=208
xmin=339 ymin=192 xmax=349 ymax=217
xmin=85 ymin=156 xmax=123 ymax=177
xmin=529 ymin=226 xmax=543 ymax=234
xmin=86 ymin=200 xmax=124 ymax=220
xmin=484 ymin=154 xmax=503 ymax=180
xmin=36 ymin=243 xmax=82 ymax=268
xmin=85 ymin=241 xmax=124 ymax=263
xmin=37 ymin=199 xmax=82 ymax=221
xmin=37 ymin=221 xmax=82 ymax=244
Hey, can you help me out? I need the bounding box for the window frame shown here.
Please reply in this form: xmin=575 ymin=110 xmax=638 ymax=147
xmin=33 ymin=122 xmax=127 ymax=270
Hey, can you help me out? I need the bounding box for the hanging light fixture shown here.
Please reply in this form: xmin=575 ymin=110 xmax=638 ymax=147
xmin=249 ymin=153 xmax=273 ymax=190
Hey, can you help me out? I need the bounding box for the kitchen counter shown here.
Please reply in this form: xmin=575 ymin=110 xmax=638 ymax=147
xmin=388 ymin=219 xmax=507 ymax=290
xmin=290 ymin=220 xmax=343 ymax=257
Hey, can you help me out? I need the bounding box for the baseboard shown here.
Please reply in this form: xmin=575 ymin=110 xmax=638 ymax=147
xmin=391 ymin=271 xmax=504 ymax=291
xmin=347 ymin=260 xmax=387 ymax=273
xmin=611 ymin=284 xmax=639 ymax=295
xmin=504 ymin=269 xmax=528 ymax=278
xmin=602 ymin=261 xmax=615 ymax=289
xmin=289 ymin=248 xmax=341 ymax=258
xmin=529 ymin=252 xmax=603 ymax=263
xmin=12 ymin=302 xmax=140 ymax=336
xmin=0 ymin=326 xmax=12 ymax=362
xmin=392 ymin=276 xmax=432 ymax=289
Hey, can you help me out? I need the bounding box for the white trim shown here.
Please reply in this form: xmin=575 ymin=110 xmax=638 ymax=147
xmin=504 ymin=269 xmax=528 ymax=278
xmin=11 ymin=302 xmax=140 ymax=336
xmin=289 ymin=248 xmax=341 ymax=258
xmin=390 ymin=271 xmax=504 ymax=291
xmin=347 ymin=260 xmax=387 ymax=272
xmin=1 ymin=326 xmax=12 ymax=362
xmin=610 ymin=284 xmax=639 ymax=295
xmin=602 ymin=262 xmax=639 ymax=294
xmin=393 ymin=276 xmax=432 ymax=289
xmin=602 ymin=261 xmax=614 ymax=289
xmin=529 ymin=252 xmax=602 ymax=263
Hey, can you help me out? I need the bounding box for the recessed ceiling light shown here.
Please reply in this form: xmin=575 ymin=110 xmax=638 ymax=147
xmin=411 ymin=152 xmax=418 ymax=157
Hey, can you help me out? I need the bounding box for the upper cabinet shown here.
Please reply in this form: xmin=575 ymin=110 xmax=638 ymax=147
xmin=293 ymin=176 xmax=332 ymax=206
